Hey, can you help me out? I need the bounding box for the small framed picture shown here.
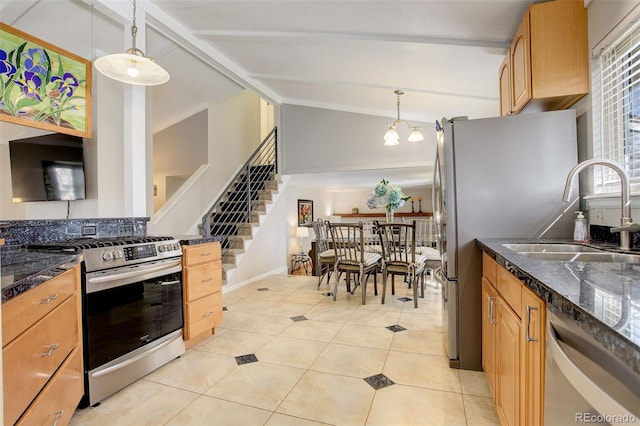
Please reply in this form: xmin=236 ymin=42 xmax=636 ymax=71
xmin=298 ymin=199 xmax=313 ymax=226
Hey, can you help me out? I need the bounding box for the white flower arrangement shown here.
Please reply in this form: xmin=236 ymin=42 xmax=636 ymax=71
xmin=367 ymin=178 xmax=410 ymax=211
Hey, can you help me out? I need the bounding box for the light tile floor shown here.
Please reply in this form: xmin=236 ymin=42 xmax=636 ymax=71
xmin=70 ymin=274 xmax=500 ymax=426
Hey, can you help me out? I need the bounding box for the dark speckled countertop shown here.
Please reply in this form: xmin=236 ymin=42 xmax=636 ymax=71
xmin=1 ymin=247 xmax=81 ymax=302
xmin=177 ymin=235 xmax=223 ymax=245
xmin=477 ymin=238 xmax=640 ymax=376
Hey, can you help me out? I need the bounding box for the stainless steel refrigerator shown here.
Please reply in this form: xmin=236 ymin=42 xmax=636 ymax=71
xmin=433 ymin=109 xmax=578 ymax=370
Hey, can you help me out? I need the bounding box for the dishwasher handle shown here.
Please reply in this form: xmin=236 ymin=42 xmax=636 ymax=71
xmin=547 ymin=322 xmax=634 ymax=425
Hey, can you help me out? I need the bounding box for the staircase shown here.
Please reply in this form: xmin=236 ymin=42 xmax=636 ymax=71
xmin=202 ymin=128 xmax=280 ymax=283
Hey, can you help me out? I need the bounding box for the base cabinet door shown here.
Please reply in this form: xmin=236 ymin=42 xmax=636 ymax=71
xmin=481 ymin=278 xmax=498 ymax=398
xmin=496 ymin=298 xmax=521 ymax=426
xmin=521 ymin=286 xmax=546 ymax=426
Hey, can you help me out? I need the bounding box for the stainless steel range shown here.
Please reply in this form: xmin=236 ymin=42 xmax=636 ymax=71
xmin=29 ymin=236 xmax=185 ymax=407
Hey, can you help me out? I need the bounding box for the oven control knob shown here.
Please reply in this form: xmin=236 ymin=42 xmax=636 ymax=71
xmin=102 ymin=251 xmax=113 ymax=261
xmin=158 ymin=245 xmax=166 ymax=252
xmin=113 ymin=250 xmax=123 ymax=260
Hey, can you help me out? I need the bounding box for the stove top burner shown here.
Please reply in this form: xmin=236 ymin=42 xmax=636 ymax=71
xmin=28 ymin=236 xmax=175 ymax=252
xmin=28 ymin=235 xmax=182 ymax=272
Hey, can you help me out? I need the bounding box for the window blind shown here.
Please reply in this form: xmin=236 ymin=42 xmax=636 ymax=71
xmin=595 ymin=21 xmax=640 ymax=192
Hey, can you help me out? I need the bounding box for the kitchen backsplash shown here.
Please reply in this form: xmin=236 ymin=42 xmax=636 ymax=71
xmin=0 ymin=217 xmax=149 ymax=246
xmin=589 ymin=224 xmax=640 ymax=250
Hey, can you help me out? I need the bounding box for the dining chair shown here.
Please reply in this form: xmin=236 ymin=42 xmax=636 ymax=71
xmin=361 ymin=219 xmax=383 ymax=254
xmin=327 ymin=221 xmax=381 ymax=305
xmin=311 ymin=219 xmax=335 ymax=288
xmin=402 ymin=217 xmax=441 ymax=281
xmin=377 ymin=220 xmax=428 ymax=308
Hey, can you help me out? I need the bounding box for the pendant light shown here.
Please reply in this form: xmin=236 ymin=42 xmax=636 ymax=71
xmin=94 ymin=0 xmax=170 ymax=86
xmin=383 ymin=90 xmax=424 ymax=146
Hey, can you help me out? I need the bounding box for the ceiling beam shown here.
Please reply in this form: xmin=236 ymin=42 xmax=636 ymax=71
xmin=192 ymin=30 xmax=510 ymax=50
xmin=249 ymin=73 xmax=497 ymax=101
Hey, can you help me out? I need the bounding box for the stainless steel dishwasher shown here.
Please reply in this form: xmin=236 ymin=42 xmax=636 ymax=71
xmin=545 ymin=310 xmax=640 ymax=425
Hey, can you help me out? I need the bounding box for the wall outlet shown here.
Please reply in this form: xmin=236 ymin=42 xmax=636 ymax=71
xmin=117 ymin=224 xmax=133 ymax=236
xmin=81 ymin=225 xmax=97 ymax=236
xmin=592 ymin=208 xmax=606 ymax=225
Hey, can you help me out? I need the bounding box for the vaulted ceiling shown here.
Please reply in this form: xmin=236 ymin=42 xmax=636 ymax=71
xmin=1 ymin=0 xmax=542 ymax=188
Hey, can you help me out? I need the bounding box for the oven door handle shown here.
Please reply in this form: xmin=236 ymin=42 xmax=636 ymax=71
xmin=86 ymin=259 xmax=182 ymax=293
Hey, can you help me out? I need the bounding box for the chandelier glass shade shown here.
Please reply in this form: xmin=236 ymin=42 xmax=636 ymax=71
xmin=383 ymin=90 xmax=424 ymax=146
xmin=94 ymin=0 xmax=170 ymax=86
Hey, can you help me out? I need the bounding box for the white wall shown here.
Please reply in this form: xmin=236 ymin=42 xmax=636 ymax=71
xmin=153 ymin=109 xmax=208 ymax=212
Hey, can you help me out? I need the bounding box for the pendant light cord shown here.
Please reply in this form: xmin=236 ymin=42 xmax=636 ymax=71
xmin=130 ymin=0 xmax=138 ymax=52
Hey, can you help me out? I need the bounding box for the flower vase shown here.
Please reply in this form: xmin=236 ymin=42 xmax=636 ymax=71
xmin=385 ymin=208 xmax=394 ymax=224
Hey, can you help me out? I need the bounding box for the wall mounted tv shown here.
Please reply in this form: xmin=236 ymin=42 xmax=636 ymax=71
xmin=9 ymin=133 xmax=86 ymax=202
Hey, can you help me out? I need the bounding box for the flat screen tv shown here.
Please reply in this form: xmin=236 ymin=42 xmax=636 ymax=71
xmin=9 ymin=133 xmax=86 ymax=202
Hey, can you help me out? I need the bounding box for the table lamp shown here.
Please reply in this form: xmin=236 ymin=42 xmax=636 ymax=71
xmin=296 ymin=227 xmax=309 ymax=255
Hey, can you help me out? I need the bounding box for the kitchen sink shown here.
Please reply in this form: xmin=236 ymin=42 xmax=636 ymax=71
xmin=500 ymin=242 xmax=640 ymax=263
xmin=500 ymin=243 xmax=602 ymax=253
xmin=520 ymin=251 xmax=640 ymax=263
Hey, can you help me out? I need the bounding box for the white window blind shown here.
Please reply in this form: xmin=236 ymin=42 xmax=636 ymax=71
xmin=595 ymin=22 xmax=640 ymax=192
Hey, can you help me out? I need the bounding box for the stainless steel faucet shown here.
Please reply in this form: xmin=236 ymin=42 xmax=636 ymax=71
xmin=562 ymin=159 xmax=633 ymax=250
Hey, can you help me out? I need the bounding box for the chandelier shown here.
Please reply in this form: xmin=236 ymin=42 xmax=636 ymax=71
xmin=383 ymin=90 xmax=424 ymax=146
xmin=94 ymin=0 xmax=170 ymax=86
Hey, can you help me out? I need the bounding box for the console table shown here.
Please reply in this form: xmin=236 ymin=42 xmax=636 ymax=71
xmin=334 ymin=212 xmax=432 ymax=219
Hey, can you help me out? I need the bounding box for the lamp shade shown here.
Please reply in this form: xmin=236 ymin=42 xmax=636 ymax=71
xmin=296 ymin=227 xmax=309 ymax=238
xmin=383 ymin=128 xmax=400 ymax=146
xmin=95 ymin=52 xmax=170 ymax=86
xmin=408 ymin=128 xmax=424 ymax=142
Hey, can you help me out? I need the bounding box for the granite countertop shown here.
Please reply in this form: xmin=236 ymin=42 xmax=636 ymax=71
xmin=177 ymin=235 xmax=223 ymax=245
xmin=477 ymin=237 xmax=640 ymax=375
xmin=1 ymin=247 xmax=81 ymax=302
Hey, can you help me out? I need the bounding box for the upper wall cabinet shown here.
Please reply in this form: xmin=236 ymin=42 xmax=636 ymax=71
xmin=500 ymin=0 xmax=589 ymax=116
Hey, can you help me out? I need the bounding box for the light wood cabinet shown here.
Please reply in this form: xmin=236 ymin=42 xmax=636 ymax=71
xmin=182 ymin=242 xmax=223 ymax=347
xmin=481 ymin=278 xmax=498 ymax=398
xmin=496 ymin=294 xmax=521 ymax=426
xmin=498 ymin=53 xmax=512 ymax=117
xmin=481 ymin=253 xmax=545 ymax=426
xmin=499 ymin=0 xmax=588 ymax=115
xmin=2 ymin=265 xmax=83 ymax=426
xmin=521 ymin=285 xmax=545 ymax=426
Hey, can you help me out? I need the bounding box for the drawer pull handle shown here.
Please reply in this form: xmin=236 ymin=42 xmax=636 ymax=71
xmin=202 ymin=311 xmax=214 ymax=317
xmin=40 ymin=343 xmax=59 ymax=357
xmin=41 ymin=294 xmax=58 ymax=304
xmin=201 ymin=278 xmax=212 ymax=283
xmin=200 ymin=252 xmax=213 ymax=256
xmin=52 ymin=410 xmax=64 ymax=426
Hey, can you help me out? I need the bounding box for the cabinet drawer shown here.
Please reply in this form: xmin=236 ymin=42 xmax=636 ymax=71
xmin=482 ymin=252 xmax=498 ymax=285
xmin=497 ymin=266 xmax=522 ymax=316
xmin=3 ymin=295 xmax=78 ymax=426
xmin=183 ymin=242 xmax=221 ymax=266
xmin=185 ymin=292 xmax=223 ymax=339
xmin=17 ymin=346 xmax=83 ymax=426
xmin=184 ymin=261 xmax=222 ymax=302
xmin=3 ymin=267 xmax=77 ymax=346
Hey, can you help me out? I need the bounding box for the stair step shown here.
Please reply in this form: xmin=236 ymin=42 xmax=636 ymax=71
xmin=203 ymin=159 xmax=280 ymax=284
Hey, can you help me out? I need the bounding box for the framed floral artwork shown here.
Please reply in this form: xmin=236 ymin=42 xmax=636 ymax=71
xmin=0 ymin=23 xmax=92 ymax=138
xmin=298 ymin=199 xmax=313 ymax=226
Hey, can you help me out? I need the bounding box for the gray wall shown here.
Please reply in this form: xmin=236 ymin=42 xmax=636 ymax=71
xmin=281 ymin=104 xmax=434 ymax=175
